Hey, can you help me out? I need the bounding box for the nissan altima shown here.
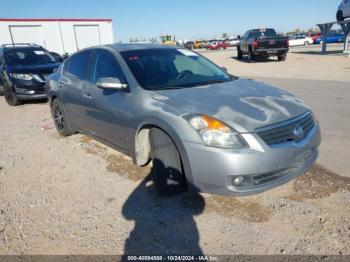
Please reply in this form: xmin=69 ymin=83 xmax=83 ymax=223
xmin=46 ymin=44 xmax=321 ymax=196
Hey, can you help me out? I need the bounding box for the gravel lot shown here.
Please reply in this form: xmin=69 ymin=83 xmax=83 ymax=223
xmin=0 ymin=45 xmax=350 ymax=255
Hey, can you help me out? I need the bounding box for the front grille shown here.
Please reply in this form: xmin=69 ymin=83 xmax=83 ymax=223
xmin=257 ymin=112 xmax=315 ymax=146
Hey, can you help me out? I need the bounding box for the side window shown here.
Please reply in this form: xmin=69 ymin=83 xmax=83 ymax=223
xmin=67 ymin=50 xmax=91 ymax=80
xmin=89 ymin=50 xmax=126 ymax=84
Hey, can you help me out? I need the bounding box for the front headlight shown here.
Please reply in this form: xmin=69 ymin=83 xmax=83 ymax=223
xmin=188 ymin=115 xmax=248 ymax=149
xmin=10 ymin=73 xmax=33 ymax=81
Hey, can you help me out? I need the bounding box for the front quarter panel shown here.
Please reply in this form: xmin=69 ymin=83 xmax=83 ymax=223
xmin=130 ymin=90 xmax=204 ymax=186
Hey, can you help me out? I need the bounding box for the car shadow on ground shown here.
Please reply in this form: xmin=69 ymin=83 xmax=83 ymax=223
xmin=290 ymin=50 xmax=346 ymax=56
xmin=122 ymin=162 xmax=205 ymax=256
xmin=1 ymin=98 xmax=48 ymax=106
xmin=231 ymin=56 xmax=279 ymax=63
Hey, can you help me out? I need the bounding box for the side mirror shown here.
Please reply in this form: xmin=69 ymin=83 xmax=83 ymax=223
xmin=221 ymin=66 xmax=228 ymax=72
xmin=97 ymin=77 xmax=128 ymax=90
xmin=237 ymin=35 xmax=241 ymax=40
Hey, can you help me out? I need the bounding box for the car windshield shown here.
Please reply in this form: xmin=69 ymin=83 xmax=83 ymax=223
xmin=250 ymin=29 xmax=277 ymax=38
xmin=5 ymin=48 xmax=57 ymax=65
xmin=121 ymin=48 xmax=233 ymax=90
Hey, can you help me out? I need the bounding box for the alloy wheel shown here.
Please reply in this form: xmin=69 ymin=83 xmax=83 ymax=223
xmin=52 ymin=103 xmax=65 ymax=131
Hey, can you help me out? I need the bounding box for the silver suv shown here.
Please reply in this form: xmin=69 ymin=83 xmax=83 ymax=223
xmin=47 ymin=44 xmax=321 ymax=196
xmin=337 ymin=0 xmax=350 ymax=21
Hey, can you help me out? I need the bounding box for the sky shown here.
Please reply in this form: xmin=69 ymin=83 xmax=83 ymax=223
xmin=0 ymin=0 xmax=341 ymax=42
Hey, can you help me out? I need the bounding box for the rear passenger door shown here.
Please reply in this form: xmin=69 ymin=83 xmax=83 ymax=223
xmin=59 ymin=50 xmax=92 ymax=130
xmin=241 ymin=31 xmax=250 ymax=52
xmin=82 ymin=49 xmax=131 ymax=151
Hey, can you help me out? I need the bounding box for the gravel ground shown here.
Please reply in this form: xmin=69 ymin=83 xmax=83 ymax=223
xmin=0 ymin=47 xmax=350 ymax=255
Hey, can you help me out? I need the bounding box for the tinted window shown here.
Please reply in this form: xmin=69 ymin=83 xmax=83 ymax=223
xmin=243 ymin=31 xmax=250 ymax=39
xmin=4 ymin=48 xmax=56 ymax=65
xmin=67 ymin=51 xmax=91 ymax=80
xmin=89 ymin=50 xmax=125 ymax=83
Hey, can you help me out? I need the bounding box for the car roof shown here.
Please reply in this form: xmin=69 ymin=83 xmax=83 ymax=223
xmin=250 ymin=28 xmax=275 ymax=32
xmin=108 ymin=43 xmax=178 ymax=52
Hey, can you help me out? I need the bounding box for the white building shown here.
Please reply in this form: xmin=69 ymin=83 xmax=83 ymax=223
xmin=0 ymin=18 xmax=114 ymax=54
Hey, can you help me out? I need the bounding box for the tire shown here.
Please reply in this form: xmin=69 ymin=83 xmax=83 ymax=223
xmin=51 ymin=99 xmax=75 ymax=136
xmin=149 ymin=128 xmax=187 ymax=195
xmin=247 ymin=49 xmax=255 ymax=63
xmin=337 ymin=11 xmax=344 ymax=22
xmin=278 ymin=54 xmax=287 ymax=61
xmin=237 ymin=46 xmax=243 ymax=59
xmin=3 ymin=83 xmax=20 ymax=106
xmin=0 ymin=84 xmax=3 ymax=96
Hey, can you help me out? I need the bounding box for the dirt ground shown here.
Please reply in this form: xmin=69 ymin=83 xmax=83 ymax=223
xmin=0 ymin=46 xmax=350 ymax=255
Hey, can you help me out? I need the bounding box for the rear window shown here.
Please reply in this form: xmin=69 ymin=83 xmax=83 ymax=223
xmin=4 ymin=48 xmax=56 ymax=65
xmin=250 ymin=29 xmax=277 ymax=38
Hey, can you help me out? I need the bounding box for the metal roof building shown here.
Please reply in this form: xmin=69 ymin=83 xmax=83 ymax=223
xmin=0 ymin=18 xmax=114 ymax=54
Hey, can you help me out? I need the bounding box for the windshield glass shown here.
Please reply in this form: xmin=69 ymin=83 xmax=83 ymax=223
xmin=121 ymin=48 xmax=233 ymax=90
xmin=250 ymin=29 xmax=277 ymax=38
xmin=5 ymin=48 xmax=57 ymax=65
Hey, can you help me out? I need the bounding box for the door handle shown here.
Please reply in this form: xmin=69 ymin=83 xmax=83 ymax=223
xmin=82 ymin=93 xmax=92 ymax=100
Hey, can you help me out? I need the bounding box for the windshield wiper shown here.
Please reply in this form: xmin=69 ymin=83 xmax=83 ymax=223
xmin=185 ymin=79 xmax=231 ymax=87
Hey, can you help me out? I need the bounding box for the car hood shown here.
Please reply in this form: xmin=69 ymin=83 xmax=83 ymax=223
xmin=151 ymin=78 xmax=309 ymax=133
xmin=8 ymin=63 xmax=61 ymax=74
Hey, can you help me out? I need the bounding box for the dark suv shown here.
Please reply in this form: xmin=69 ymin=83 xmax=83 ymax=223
xmin=0 ymin=44 xmax=61 ymax=106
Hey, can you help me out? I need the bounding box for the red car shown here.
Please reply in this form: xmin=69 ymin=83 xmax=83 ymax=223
xmin=207 ymin=40 xmax=230 ymax=50
xmin=308 ymin=32 xmax=321 ymax=43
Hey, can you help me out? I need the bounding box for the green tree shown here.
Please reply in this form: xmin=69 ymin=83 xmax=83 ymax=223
xmin=222 ymin=32 xmax=228 ymax=39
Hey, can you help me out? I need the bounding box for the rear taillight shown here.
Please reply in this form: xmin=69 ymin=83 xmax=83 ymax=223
xmin=253 ymin=39 xmax=259 ymax=49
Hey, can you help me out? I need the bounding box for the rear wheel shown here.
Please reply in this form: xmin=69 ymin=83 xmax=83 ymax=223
xmin=337 ymin=11 xmax=344 ymax=21
xmin=149 ymin=128 xmax=187 ymax=195
xmin=278 ymin=54 xmax=287 ymax=61
xmin=247 ymin=49 xmax=255 ymax=63
xmin=51 ymin=99 xmax=75 ymax=136
xmin=237 ymin=46 xmax=243 ymax=59
xmin=4 ymin=84 xmax=20 ymax=106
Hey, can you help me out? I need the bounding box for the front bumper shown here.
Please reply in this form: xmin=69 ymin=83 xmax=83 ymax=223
xmin=11 ymin=78 xmax=48 ymax=100
xmin=182 ymin=124 xmax=321 ymax=196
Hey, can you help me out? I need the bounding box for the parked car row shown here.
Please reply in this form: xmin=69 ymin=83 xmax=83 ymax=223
xmin=183 ymin=37 xmax=239 ymax=51
xmin=288 ymin=32 xmax=345 ymax=46
xmin=0 ymin=42 xmax=321 ymax=197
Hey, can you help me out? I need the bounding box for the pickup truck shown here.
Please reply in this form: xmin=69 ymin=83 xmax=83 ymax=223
xmin=237 ymin=28 xmax=289 ymax=62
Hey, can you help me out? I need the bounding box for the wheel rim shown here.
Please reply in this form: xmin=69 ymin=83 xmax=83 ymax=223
xmin=52 ymin=103 xmax=65 ymax=130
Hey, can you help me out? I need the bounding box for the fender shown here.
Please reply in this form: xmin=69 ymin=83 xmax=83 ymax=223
xmin=132 ymin=116 xmax=195 ymax=187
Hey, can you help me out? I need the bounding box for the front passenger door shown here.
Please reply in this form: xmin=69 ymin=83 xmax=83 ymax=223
xmin=82 ymin=49 xmax=131 ymax=151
